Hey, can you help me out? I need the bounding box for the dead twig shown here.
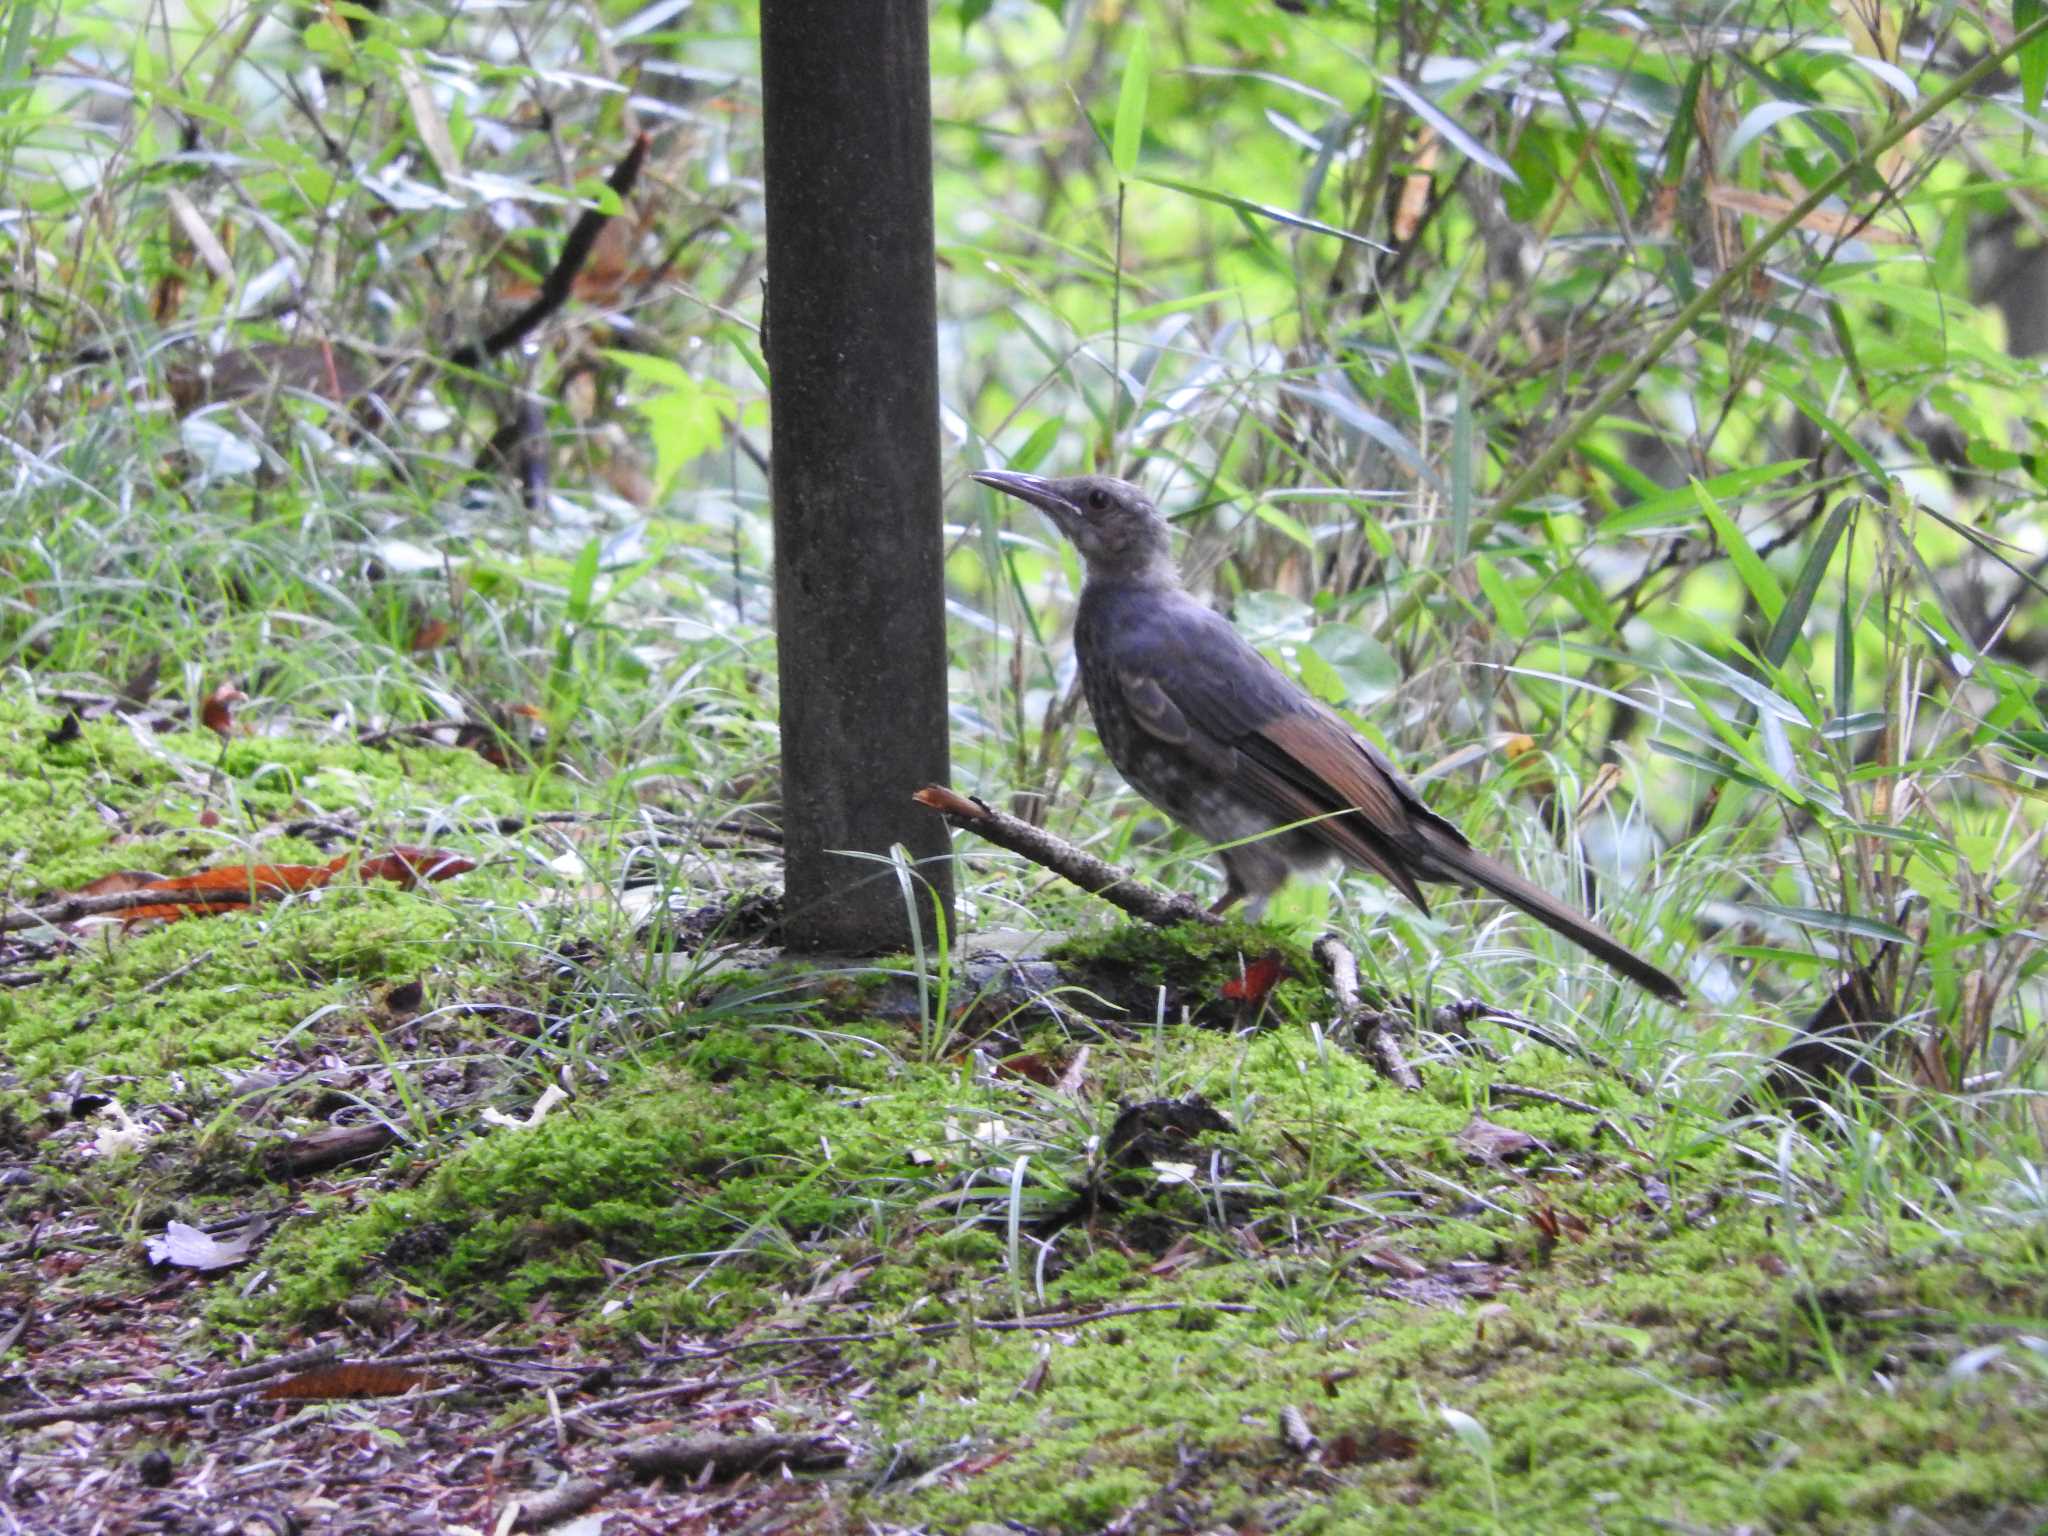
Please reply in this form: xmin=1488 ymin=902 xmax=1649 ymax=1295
xmin=621 ymin=1431 xmax=848 ymax=1481
xmin=914 ymin=784 xmax=1220 ymax=929
xmin=1488 ymin=1083 xmax=1645 ymax=1155
xmin=1313 ymin=934 xmax=1421 ymax=1090
xmin=450 ymin=132 xmax=653 ymax=369
xmin=2 ymin=887 xmax=291 ymax=934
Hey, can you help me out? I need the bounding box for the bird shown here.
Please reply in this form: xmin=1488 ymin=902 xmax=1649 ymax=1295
xmin=971 ymin=469 xmax=1685 ymax=1003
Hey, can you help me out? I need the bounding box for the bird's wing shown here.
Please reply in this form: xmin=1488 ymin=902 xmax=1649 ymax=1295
xmin=1102 ymin=596 xmax=1449 ymax=905
xmin=1095 ymin=590 xmax=1686 ymax=1003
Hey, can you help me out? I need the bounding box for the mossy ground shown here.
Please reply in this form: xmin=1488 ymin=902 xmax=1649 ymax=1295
xmin=5 ymin=691 xmax=2045 ymax=1533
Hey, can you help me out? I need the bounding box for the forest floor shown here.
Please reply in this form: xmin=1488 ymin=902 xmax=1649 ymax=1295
xmin=2 ymin=687 xmax=2045 ymax=1536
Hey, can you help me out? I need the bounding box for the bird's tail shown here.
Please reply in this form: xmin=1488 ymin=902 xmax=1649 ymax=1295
xmin=1418 ymin=828 xmax=1685 ymax=1003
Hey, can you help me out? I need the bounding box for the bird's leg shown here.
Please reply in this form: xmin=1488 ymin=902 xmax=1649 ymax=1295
xmin=1208 ymin=873 xmax=1244 ymax=915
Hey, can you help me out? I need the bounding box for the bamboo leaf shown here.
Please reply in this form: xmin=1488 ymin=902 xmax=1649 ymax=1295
xmin=1137 ymin=174 xmax=1391 ymax=250
xmin=1694 ymin=483 xmax=1785 ymax=625
xmin=1762 ymin=496 xmax=1854 ymax=668
xmin=1112 ymin=24 xmax=1150 ymax=179
xmin=1380 ymin=75 xmax=1519 ymax=184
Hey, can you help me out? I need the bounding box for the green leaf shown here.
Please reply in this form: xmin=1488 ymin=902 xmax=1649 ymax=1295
xmin=1008 ymin=417 xmax=1063 ymax=474
xmin=2020 ymin=0 xmax=2046 ymax=117
xmin=1648 ymin=738 xmax=1775 ymax=793
xmin=1294 ymin=643 xmax=1347 ymax=705
xmin=1112 ymin=23 xmax=1149 ymax=179
xmin=565 ymin=538 xmax=601 ymax=625
xmin=1724 ymin=101 xmax=1829 ymax=163
xmin=1137 ymin=174 xmax=1390 ymax=250
xmin=1597 ymin=461 xmax=1809 ymax=537
xmin=1472 ymin=555 xmax=1529 ymax=639
xmin=1381 ymin=75 xmax=1518 ymax=183
xmin=1761 ymin=496 xmax=1854 ymax=668
xmin=1834 ymin=570 xmax=1855 ymax=719
xmin=1251 ymin=500 xmax=1316 ymax=550
xmin=1308 ymin=624 xmax=1398 ymax=704
xmin=1502 ymin=130 xmax=1554 ymax=223
xmin=1737 ymin=902 xmax=1910 ymax=944
xmin=1694 ymin=482 xmax=1784 ymax=625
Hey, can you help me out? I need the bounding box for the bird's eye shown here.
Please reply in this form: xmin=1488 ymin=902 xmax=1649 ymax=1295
xmin=1087 ymin=489 xmax=1110 ymax=512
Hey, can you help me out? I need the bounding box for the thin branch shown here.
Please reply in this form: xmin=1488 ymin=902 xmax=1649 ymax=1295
xmin=449 ymin=132 xmax=653 ymax=370
xmin=914 ymin=784 xmax=1221 ymax=928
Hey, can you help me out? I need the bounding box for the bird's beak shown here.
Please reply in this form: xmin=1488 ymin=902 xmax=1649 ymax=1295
xmin=971 ymin=469 xmax=1082 ymax=536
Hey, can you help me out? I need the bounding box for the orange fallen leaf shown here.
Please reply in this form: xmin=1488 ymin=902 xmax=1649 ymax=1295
xmin=354 ymin=846 xmax=478 ymax=886
xmin=63 ymin=845 xmax=480 ymax=926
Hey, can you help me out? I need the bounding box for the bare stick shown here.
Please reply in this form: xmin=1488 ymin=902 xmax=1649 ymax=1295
xmin=914 ymin=785 xmax=1220 ymax=929
xmin=2 ymin=886 xmax=290 ymax=934
xmin=1312 ymin=934 xmax=1421 ymax=1091
xmin=450 ymin=132 xmax=653 ymax=370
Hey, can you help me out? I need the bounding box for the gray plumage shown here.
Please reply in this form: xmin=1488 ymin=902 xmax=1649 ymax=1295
xmin=973 ymin=469 xmax=1683 ymax=1003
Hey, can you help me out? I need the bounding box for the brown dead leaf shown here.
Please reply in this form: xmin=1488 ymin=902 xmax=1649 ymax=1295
xmin=55 ymin=845 xmax=478 ymax=926
xmin=1703 ymin=182 xmax=1908 ymax=244
xmin=354 ymin=846 xmax=478 ymax=886
xmin=409 ymin=617 xmax=452 ymax=652
xmin=76 ymin=870 xmax=169 ymax=896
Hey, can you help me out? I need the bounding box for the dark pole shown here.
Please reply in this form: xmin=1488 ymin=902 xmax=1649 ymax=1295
xmin=759 ymin=0 xmax=954 ymax=952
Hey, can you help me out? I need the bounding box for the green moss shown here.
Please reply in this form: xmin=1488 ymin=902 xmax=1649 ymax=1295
xmin=850 ymin=1218 xmax=2048 ymax=1533
xmin=228 ymin=1067 xmax=970 ymax=1329
xmin=0 ymin=698 xmax=580 ymax=1099
xmin=1046 ymin=918 xmax=1328 ymax=1025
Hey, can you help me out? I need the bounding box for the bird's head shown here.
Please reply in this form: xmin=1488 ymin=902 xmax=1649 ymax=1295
xmin=971 ymin=471 xmax=1178 ymax=585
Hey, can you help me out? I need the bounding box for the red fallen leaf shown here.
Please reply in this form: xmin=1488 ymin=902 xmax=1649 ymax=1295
xmin=410 ymin=618 xmax=451 ymax=652
xmin=200 ymin=682 xmax=246 ymax=738
xmin=92 ymin=846 xmax=476 ymax=925
xmin=354 ymin=846 xmax=477 ymax=886
xmin=117 ymin=860 xmax=341 ymax=923
xmin=1222 ymin=949 xmax=1287 ymax=1005
xmin=261 ymin=1364 xmax=429 ymax=1401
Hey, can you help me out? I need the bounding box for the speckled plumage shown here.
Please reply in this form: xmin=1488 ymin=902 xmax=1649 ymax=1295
xmin=972 ymin=469 xmax=1684 ymax=1003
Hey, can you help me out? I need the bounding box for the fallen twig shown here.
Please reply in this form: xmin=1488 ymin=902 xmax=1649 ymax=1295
xmin=1488 ymin=1083 xmax=1646 ymax=1155
xmin=621 ymin=1431 xmax=848 ymax=1481
xmin=3 ymin=887 xmax=282 ymax=933
xmin=914 ymin=785 xmax=1220 ymax=929
xmin=1313 ymin=934 xmax=1421 ymax=1090
xmin=1457 ymin=1003 xmax=1658 ymax=1101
